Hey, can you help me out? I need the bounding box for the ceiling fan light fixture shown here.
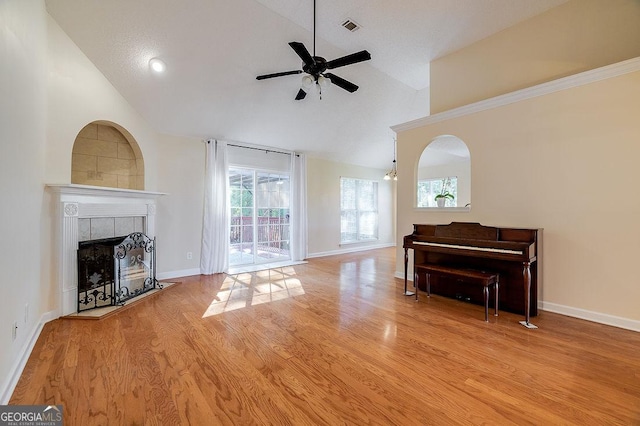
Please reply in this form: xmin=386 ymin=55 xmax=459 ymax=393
xmin=301 ymin=74 xmax=314 ymax=88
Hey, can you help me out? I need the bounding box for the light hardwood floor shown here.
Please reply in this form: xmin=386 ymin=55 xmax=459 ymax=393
xmin=10 ymin=248 xmax=640 ymax=425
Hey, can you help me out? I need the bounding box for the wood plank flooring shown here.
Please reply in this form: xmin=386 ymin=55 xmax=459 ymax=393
xmin=10 ymin=248 xmax=640 ymax=425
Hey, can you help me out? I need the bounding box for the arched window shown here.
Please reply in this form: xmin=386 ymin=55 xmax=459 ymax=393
xmin=416 ymin=135 xmax=470 ymax=208
xmin=71 ymin=121 xmax=145 ymax=190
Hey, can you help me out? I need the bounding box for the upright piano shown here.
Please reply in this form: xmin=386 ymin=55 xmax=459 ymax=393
xmin=403 ymin=222 xmax=542 ymax=327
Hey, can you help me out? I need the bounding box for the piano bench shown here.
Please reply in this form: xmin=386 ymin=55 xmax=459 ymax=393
xmin=414 ymin=264 xmax=499 ymax=322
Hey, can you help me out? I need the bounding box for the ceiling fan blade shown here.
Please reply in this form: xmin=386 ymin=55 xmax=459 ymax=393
xmin=326 ymin=50 xmax=371 ymax=69
xmin=295 ymin=88 xmax=307 ymax=100
xmin=289 ymin=42 xmax=315 ymax=67
xmin=324 ymin=73 xmax=359 ymax=93
xmin=256 ymin=70 xmax=302 ymax=80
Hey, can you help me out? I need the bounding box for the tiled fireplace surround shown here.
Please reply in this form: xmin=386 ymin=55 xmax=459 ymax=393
xmin=48 ymin=184 xmax=164 ymax=316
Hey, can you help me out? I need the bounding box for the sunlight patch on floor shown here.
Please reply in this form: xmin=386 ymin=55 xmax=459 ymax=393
xmin=203 ymin=267 xmax=305 ymax=317
xmin=228 ymin=260 xmax=307 ymax=275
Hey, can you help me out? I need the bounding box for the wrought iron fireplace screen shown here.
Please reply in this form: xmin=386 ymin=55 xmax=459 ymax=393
xmin=77 ymin=232 xmax=160 ymax=312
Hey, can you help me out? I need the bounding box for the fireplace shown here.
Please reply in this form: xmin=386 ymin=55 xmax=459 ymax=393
xmin=77 ymin=236 xmax=122 ymax=311
xmin=47 ymin=184 xmax=165 ymax=316
xmin=77 ymin=232 xmax=159 ymax=312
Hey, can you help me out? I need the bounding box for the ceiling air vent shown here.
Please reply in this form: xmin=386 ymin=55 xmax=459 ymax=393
xmin=341 ymin=18 xmax=361 ymax=32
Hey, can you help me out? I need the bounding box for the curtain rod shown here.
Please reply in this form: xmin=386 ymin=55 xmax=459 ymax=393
xmin=206 ymin=140 xmax=299 ymax=157
xmin=227 ymin=143 xmax=292 ymax=156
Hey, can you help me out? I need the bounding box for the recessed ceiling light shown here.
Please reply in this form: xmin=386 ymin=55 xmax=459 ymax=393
xmin=149 ymin=58 xmax=166 ymax=73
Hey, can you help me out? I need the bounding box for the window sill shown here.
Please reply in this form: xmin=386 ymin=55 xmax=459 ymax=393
xmin=414 ymin=206 xmax=471 ymax=212
xmin=339 ymin=239 xmax=379 ymax=246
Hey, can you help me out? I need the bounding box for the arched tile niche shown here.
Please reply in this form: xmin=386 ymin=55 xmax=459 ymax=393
xmin=71 ymin=121 xmax=145 ymax=190
xmin=416 ymin=134 xmax=471 ymax=208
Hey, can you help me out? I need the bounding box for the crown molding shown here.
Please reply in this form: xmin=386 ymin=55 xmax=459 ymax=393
xmin=392 ymin=57 xmax=640 ymax=133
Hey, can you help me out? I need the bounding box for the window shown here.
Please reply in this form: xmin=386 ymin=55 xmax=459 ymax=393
xmin=417 ymin=176 xmax=458 ymax=207
xmin=340 ymin=178 xmax=378 ymax=243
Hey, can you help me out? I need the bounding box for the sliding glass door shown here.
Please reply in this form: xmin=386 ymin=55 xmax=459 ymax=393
xmin=229 ymin=168 xmax=290 ymax=267
xmin=229 ymin=168 xmax=255 ymax=265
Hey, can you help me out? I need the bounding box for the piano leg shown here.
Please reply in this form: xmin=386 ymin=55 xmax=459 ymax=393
xmin=426 ymin=273 xmax=430 ymax=297
xmin=483 ymin=286 xmax=489 ymax=322
xmin=519 ymin=261 xmax=538 ymax=329
xmin=403 ymin=247 xmax=415 ymax=297
xmin=495 ymin=278 xmax=499 ymax=317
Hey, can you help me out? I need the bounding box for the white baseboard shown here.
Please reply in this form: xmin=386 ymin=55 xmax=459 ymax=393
xmin=307 ymin=243 xmax=395 ymax=259
xmin=394 ymin=271 xmax=409 ymax=280
xmin=156 ymin=268 xmax=201 ymax=281
xmin=392 ymin=273 xmax=640 ymax=333
xmin=0 ymin=310 xmax=57 ymax=404
xmin=539 ymin=301 xmax=640 ymax=332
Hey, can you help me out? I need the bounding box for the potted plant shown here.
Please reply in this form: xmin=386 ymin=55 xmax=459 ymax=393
xmin=434 ymin=178 xmax=454 ymax=207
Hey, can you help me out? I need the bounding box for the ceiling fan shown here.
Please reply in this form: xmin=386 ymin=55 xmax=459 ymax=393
xmin=256 ymin=0 xmax=371 ymax=100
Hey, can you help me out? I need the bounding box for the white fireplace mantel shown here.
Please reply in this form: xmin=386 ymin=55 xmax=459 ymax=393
xmin=47 ymin=184 xmax=166 ymax=316
xmin=47 ymin=183 xmax=166 ymax=200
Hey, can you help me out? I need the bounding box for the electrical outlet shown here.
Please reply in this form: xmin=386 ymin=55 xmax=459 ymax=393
xmin=12 ymin=321 xmax=18 ymax=341
xmin=186 ymin=252 xmax=193 ymax=260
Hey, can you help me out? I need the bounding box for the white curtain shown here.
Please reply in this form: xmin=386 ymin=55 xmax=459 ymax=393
xmin=200 ymin=139 xmax=229 ymax=274
xmin=290 ymin=153 xmax=308 ymax=261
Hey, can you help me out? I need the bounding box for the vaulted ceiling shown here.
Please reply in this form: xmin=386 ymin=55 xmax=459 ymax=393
xmin=45 ymin=0 xmax=567 ymax=169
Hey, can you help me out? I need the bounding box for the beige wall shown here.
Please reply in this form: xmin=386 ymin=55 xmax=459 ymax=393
xmin=307 ymin=157 xmax=396 ymax=256
xmin=430 ymin=0 xmax=640 ymax=113
xmin=0 ymin=0 xmax=48 ymax=401
xmin=396 ymin=69 xmax=640 ymax=323
xmin=155 ymin=134 xmax=205 ymax=276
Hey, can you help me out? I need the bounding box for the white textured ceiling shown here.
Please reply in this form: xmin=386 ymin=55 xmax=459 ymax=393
xmin=45 ymin=0 xmax=567 ymax=169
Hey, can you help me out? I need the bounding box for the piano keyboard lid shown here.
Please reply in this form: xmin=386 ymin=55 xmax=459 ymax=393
xmin=413 ymin=241 xmax=523 ymax=255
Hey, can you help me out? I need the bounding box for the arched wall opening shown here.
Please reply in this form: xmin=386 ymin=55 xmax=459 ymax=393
xmin=415 ymin=135 xmax=470 ymax=208
xmin=71 ymin=121 xmax=145 ymax=190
